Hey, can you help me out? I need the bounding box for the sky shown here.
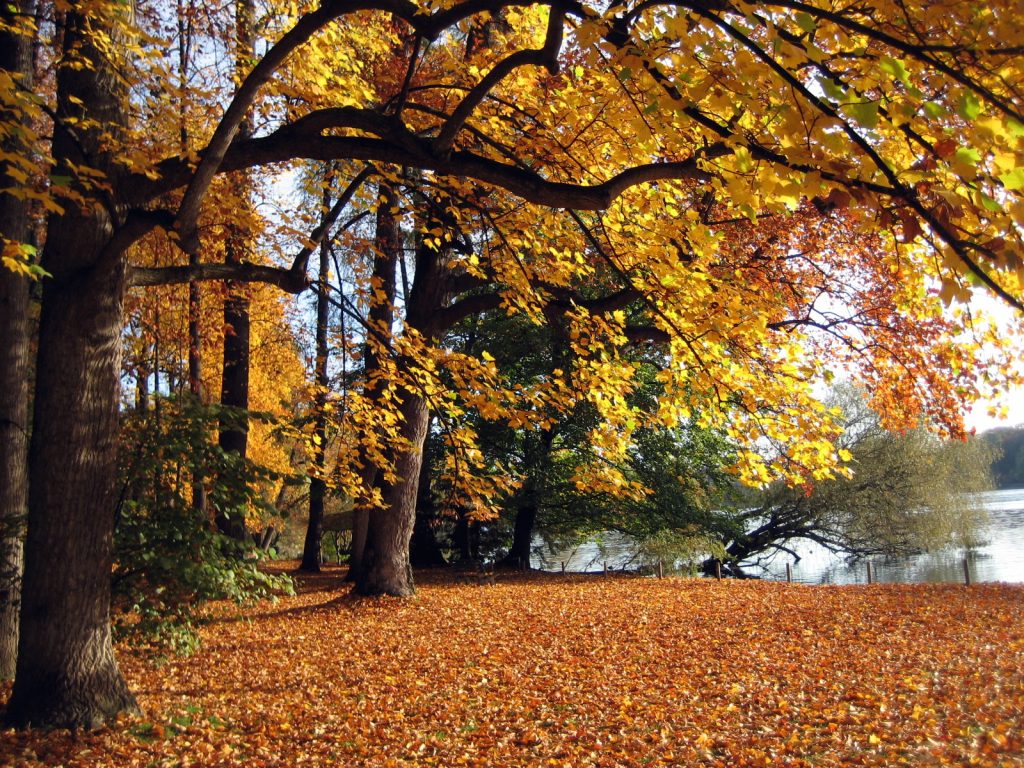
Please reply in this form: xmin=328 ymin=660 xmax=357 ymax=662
xmin=963 ymin=293 xmax=1024 ymax=434
xmin=967 ymin=394 xmax=1024 ymax=433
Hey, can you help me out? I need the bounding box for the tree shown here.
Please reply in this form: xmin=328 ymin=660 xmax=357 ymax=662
xmin=6 ymin=3 xmax=142 ymax=727
xmin=0 ymin=0 xmax=36 ymax=679
xmin=4 ymin=0 xmax=1024 ymax=728
xmin=215 ymin=0 xmax=257 ymax=540
xmin=981 ymin=426 xmax=1024 ymax=488
xmin=714 ymin=385 xmax=996 ymax=576
xmin=300 ymin=185 xmax=336 ymax=572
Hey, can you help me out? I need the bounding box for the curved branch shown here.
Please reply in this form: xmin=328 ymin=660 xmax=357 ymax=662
xmin=434 ymin=291 xmax=504 ymax=329
xmin=434 ymin=2 xmax=565 ymax=153
xmin=147 ymin=113 xmax=722 ymax=210
xmin=172 ymin=0 xmax=381 ymax=249
xmin=624 ymin=325 xmax=671 ymax=344
xmin=131 ymin=167 xmax=373 ymax=291
xmin=170 ymin=0 xmax=577 ymax=248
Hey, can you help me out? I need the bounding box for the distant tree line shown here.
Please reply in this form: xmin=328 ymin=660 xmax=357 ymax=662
xmin=981 ymin=427 xmax=1024 ymax=488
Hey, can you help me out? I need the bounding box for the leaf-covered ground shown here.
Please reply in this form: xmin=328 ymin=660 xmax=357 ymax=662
xmin=2 ymin=569 xmax=1023 ymax=767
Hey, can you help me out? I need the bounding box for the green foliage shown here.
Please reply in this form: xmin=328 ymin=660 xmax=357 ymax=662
xmin=114 ymin=395 xmax=294 ymax=654
xmin=634 ymin=527 xmax=726 ymax=575
xmin=538 ymin=363 xmax=742 ymax=549
xmin=724 ymin=385 xmax=996 ymax=570
xmin=445 ymin=307 xmax=743 ymax=562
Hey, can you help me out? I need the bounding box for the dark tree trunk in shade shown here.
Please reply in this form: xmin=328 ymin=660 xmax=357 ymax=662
xmin=187 ymin=266 xmax=207 ymax=515
xmin=0 ymin=265 xmax=29 ymax=681
xmin=215 ymin=0 xmax=254 ymax=540
xmin=0 ymin=0 xmax=35 ymax=680
xmin=347 ymin=466 xmax=375 ymax=581
xmin=347 ymin=183 xmax=398 ymax=581
xmin=453 ymin=513 xmax=480 ymax=563
xmin=300 ymin=199 xmax=333 ymax=572
xmin=5 ymin=7 xmax=138 ymax=726
xmin=215 ymin=256 xmax=251 ymax=539
xmin=409 ymin=428 xmax=447 ymax=568
xmin=357 ymin=387 xmax=429 ymax=596
xmin=502 ymin=500 xmax=538 ymax=570
xmin=500 ymin=428 xmax=554 ymax=570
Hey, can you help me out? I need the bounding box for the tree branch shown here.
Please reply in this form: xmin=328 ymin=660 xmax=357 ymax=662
xmin=434 ymin=2 xmax=564 ymax=153
xmin=129 ymin=261 xmax=311 ymax=292
xmin=130 ymin=167 xmax=373 ymax=290
xmin=143 ymin=115 xmax=722 ymax=211
xmin=434 ymin=291 xmax=505 ymax=329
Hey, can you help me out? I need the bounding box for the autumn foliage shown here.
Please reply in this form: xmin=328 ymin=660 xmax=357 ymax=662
xmin=2 ymin=570 xmax=1021 ymax=767
xmin=5 ymin=0 xmax=1024 ymax=733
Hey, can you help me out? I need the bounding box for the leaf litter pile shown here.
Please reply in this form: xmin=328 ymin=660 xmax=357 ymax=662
xmin=2 ymin=569 xmax=1022 ymax=767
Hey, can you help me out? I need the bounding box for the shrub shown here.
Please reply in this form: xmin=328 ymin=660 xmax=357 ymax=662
xmin=114 ymin=395 xmax=295 ymax=653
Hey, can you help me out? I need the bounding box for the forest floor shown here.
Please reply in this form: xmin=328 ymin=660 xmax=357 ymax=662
xmin=1 ymin=566 xmax=1023 ymax=767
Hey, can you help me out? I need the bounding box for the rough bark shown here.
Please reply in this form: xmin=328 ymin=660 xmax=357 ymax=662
xmin=356 ymin=387 xmax=429 ymax=596
xmin=214 ymin=267 xmax=250 ymax=539
xmin=354 ymin=187 xmax=465 ymax=592
xmin=0 ymin=267 xmax=29 ymax=681
xmin=347 ymin=183 xmax=398 ymax=581
xmin=7 ymin=238 xmax=139 ymax=727
xmin=5 ymin=7 xmax=138 ymax=727
xmin=0 ymin=0 xmax=35 ymax=680
xmin=354 ymin=188 xmax=476 ymax=590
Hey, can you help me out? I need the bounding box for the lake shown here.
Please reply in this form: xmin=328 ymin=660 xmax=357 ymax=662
xmin=533 ymin=487 xmax=1024 ymax=584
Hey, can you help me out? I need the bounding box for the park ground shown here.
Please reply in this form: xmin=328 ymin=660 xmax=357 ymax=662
xmin=1 ymin=567 xmax=1022 ymax=767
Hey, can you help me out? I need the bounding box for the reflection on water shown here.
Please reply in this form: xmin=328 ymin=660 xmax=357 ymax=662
xmin=534 ymin=488 xmax=1024 ymax=584
xmin=535 ymin=531 xmax=641 ymax=574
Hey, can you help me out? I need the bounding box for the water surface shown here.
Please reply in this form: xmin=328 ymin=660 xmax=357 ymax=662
xmin=534 ymin=488 xmax=1024 ymax=584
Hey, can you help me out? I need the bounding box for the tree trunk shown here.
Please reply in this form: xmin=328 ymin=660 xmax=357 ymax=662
xmin=409 ymin=428 xmax=447 ymax=568
xmin=359 ymin=185 xmax=491 ymax=585
xmin=453 ymin=511 xmax=480 ymax=563
xmin=502 ymin=501 xmax=537 ymax=570
xmin=215 ymin=0 xmax=255 ymax=540
xmin=500 ymin=428 xmax=553 ymax=570
xmin=217 ymin=238 xmax=251 ymax=462
xmin=214 ymin=270 xmax=250 ymax=539
xmin=356 ymin=388 xmax=428 ymax=596
xmin=300 ymin=196 xmax=332 ymax=572
xmin=7 ymin=230 xmax=139 ymax=728
xmin=187 ymin=269 xmax=208 ymax=515
xmin=347 ymin=475 xmax=372 ymax=580
xmin=0 ymin=265 xmax=29 ymax=681
xmin=354 ymin=188 xmax=463 ymax=592
xmin=6 ymin=7 xmax=139 ymax=727
xmin=0 ymin=0 xmax=35 ymax=680
xmin=347 ymin=183 xmax=398 ymax=581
